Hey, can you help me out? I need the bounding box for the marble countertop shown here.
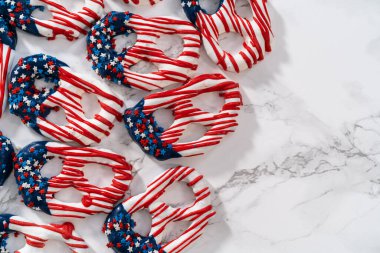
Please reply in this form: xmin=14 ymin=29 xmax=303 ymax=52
xmin=1 ymin=0 xmax=380 ymax=252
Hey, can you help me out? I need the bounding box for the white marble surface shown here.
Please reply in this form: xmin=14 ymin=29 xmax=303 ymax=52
xmin=1 ymin=0 xmax=380 ymax=252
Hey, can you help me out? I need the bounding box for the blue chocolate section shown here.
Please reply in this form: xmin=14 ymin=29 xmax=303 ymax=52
xmin=104 ymin=204 xmax=165 ymax=253
xmin=180 ymin=0 xmax=223 ymax=25
xmin=0 ymin=135 xmax=14 ymax=186
xmin=124 ymin=99 xmax=181 ymax=161
xmin=0 ymin=15 xmax=17 ymax=49
xmin=0 ymin=0 xmax=46 ymax=49
xmin=2 ymin=0 xmax=42 ymax=37
xmin=8 ymin=54 xmax=67 ymax=134
xmin=14 ymin=141 xmax=51 ymax=215
xmin=87 ymin=11 xmax=135 ymax=87
xmin=0 ymin=214 xmax=14 ymax=251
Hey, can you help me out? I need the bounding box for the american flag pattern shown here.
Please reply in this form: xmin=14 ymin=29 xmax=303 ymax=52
xmin=12 ymin=0 xmax=104 ymax=40
xmin=87 ymin=11 xmax=201 ymax=91
xmin=104 ymin=166 xmax=215 ymax=253
xmin=181 ymin=0 xmax=272 ymax=72
xmin=8 ymin=54 xmax=124 ymax=146
xmin=0 ymin=14 xmax=17 ymax=118
xmin=124 ymin=73 xmax=242 ymax=160
xmin=0 ymin=214 xmax=90 ymax=252
xmin=123 ymin=0 xmax=162 ymax=6
xmin=0 ymin=133 xmax=14 ymax=186
xmin=15 ymin=141 xmax=133 ymax=219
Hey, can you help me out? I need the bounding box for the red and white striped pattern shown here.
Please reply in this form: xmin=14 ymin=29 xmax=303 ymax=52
xmin=4 ymin=216 xmax=89 ymax=252
xmin=30 ymin=0 xmax=104 ymax=40
xmin=37 ymin=66 xmax=123 ymax=146
xmin=121 ymin=14 xmax=201 ymax=90
xmin=44 ymin=142 xmax=133 ymax=219
xmin=0 ymin=43 xmax=13 ymax=118
xmin=122 ymin=166 xmax=215 ymax=253
xmin=195 ymin=0 xmax=272 ymax=72
xmin=123 ymin=0 xmax=162 ymax=6
xmin=144 ymin=73 xmax=242 ymax=157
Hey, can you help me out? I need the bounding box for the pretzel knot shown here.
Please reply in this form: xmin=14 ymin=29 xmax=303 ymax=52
xmin=181 ymin=0 xmax=273 ymax=72
xmin=15 ymin=141 xmax=133 ymax=219
xmin=105 ymin=166 xmax=215 ymax=253
xmin=87 ymin=11 xmax=201 ymax=91
xmin=8 ymin=54 xmax=123 ymax=145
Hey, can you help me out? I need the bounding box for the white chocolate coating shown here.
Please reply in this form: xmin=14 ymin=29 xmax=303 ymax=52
xmin=37 ymin=65 xmax=123 ymax=146
xmin=2 ymin=215 xmax=90 ymax=252
xmin=0 ymin=44 xmax=13 ymax=118
xmin=45 ymin=142 xmax=132 ymax=218
xmin=29 ymin=0 xmax=104 ymax=40
xmin=123 ymin=15 xmax=200 ymax=90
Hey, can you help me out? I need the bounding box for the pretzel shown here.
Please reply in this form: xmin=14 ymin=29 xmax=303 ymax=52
xmin=104 ymin=166 xmax=215 ymax=253
xmin=15 ymin=141 xmax=133 ymax=219
xmin=181 ymin=0 xmax=272 ymax=72
xmin=87 ymin=11 xmax=201 ymax=91
xmin=9 ymin=54 xmax=123 ymax=145
xmin=124 ymin=73 xmax=242 ymax=160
